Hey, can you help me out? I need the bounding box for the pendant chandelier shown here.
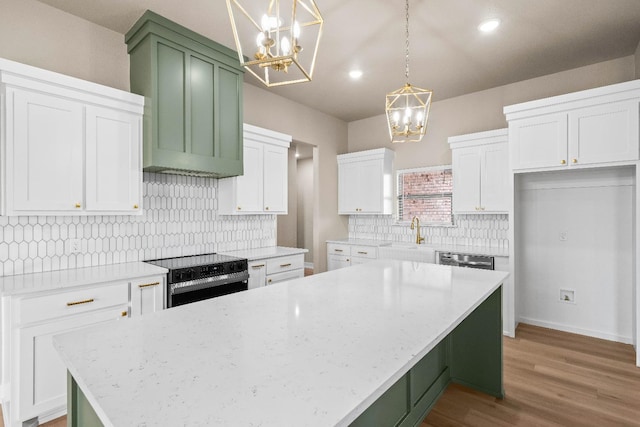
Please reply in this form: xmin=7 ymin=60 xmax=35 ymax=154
xmin=385 ymin=0 xmax=433 ymax=143
xmin=226 ymin=0 xmax=324 ymax=87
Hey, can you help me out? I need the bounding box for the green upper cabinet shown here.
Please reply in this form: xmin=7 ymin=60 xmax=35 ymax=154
xmin=125 ymin=10 xmax=244 ymax=177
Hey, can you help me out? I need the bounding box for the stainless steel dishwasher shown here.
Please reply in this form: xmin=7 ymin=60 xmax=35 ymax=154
xmin=438 ymin=252 xmax=494 ymax=270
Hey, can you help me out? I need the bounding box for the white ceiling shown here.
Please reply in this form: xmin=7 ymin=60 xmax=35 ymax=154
xmin=38 ymin=0 xmax=640 ymax=122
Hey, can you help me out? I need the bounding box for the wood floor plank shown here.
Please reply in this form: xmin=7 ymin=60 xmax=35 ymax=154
xmin=422 ymin=323 xmax=640 ymax=427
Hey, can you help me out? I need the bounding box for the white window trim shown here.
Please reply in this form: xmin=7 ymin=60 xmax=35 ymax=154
xmin=395 ymin=164 xmax=453 ymax=226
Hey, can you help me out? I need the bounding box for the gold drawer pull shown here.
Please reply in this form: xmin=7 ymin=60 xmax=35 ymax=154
xmin=134 ymin=204 xmax=139 ymax=209
xmin=67 ymin=298 xmax=94 ymax=307
xmin=267 ymin=279 xmax=273 ymax=284
xmin=561 ymin=159 xmax=566 ymax=165
xmin=252 ymin=264 xmax=265 ymax=269
xmin=280 ymin=263 xmax=292 ymax=268
xmin=357 ymin=251 xmax=368 ymax=255
xmin=139 ymin=282 xmax=160 ymax=288
xmin=237 ymin=206 xmax=242 ymax=210
xmin=265 ymin=206 xmax=269 ymax=211
xmin=75 ymin=203 xmax=81 ymax=208
xmin=121 ymin=311 xmax=128 ymax=317
xmin=334 ymin=249 xmax=343 ymax=252
xmin=572 ymin=158 xmax=577 ymax=164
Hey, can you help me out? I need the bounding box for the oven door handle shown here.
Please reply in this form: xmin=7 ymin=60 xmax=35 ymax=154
xmin=170 ymin=272 xmax=250 ymax=295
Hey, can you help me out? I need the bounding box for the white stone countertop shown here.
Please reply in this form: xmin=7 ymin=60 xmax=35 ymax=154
xmin=326 ymin=238 xmax=509 ymax=257
xmin=218 ymin=246 xmax=308 ymax=261
xmin=54 ymin=260 xmax=508 ymax=427
xmin=0 ymin=262 xmax=168 ymax=296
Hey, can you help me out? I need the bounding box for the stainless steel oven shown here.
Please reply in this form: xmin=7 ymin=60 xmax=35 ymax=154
xmin=144 ymin=253 xmax=249 ymax=308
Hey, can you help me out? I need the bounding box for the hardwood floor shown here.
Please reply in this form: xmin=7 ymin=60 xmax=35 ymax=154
xmin=422 ymin=323 xmax=640 ymax=426
xmin=3 ymin=324 xmax=637 ymax=426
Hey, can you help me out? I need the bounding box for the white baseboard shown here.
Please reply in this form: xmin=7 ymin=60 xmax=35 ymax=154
xmin=304 ymin=262 xmax=313 ymax=270
xmin=518 ymin=317 xmax=633 ymax=344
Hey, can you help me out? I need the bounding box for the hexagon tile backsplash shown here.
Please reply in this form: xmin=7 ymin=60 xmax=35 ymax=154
xmin=0 ymin=173 xmax=276 ymax=277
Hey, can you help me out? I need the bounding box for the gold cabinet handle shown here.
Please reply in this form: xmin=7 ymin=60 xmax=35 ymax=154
xmin=252 ymin=264 xmax=265 ymax=269
xmin=133 ymin=204 xmax=139 ymax=209
xmin=357 ymin=251 xmax=368 ymax=255
xmin=67 ymin=298 xmax=94 ymax=307
xmin=480 ymin=207 xmax=485 ymax=211
xmin=572 ymin=158 xmax=577 ymax=164
xmin=280 ymin=263 xmax=292 ymax=268
xmin=334 ymin=249 xmax=343 ymax=252
xmin=561 ymin=159 xmax=566 ymax=165
xmin=75 ymin=203 xmax=81 ymax=208
xmin=267 ymin=279 xmax=273 ymax=284
xmin=265 ymin=206 xmax=269 ymax=211
xmin=121 ymin=310 xmax=128 ymax=317
xmin=138 ymin=282 xmax=160 ymax=288
xmin=237 ymin=206 xmax=241 ymax=211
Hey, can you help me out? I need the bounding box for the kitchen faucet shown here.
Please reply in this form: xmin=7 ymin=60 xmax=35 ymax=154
xmin=410 ymin=216 xmax=425 ymax=244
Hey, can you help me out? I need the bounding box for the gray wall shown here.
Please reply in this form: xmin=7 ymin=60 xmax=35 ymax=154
xmin=348 ymin=56 xmax=636 ymax=170
xmin=0 ymin=0 xmax=348 ymax=273
xmin=636 ymin=39 xmax=640 ymax=78
xmin=276 ymin=147 xmax=298 ymax=248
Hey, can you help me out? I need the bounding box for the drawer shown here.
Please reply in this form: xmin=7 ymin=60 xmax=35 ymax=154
xmin=266 ymin=254 xmax=304 ymax=275
xmin=266 ymin=269 xmax=304 ymax=286
xmin=351 ymin=245 xmax=377 ymax=259
xmin=16 ymin=282 xmax=129 ymax=325
xmin=327 ymin=243 xmax=351 ymax=256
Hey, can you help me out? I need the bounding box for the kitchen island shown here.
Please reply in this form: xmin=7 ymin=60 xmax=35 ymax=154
xmin=54 ymin=260 xmax=508 ymax=426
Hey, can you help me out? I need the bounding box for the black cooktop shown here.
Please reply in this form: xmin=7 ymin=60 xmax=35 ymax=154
xmin=144 ymin=253 xmax=245 ymax=270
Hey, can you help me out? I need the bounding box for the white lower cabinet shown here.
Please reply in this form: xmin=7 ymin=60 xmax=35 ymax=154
xmin=4 ymin=272 xmax=166 ymax=426
xmin=130 ymin=276 xmax=165 ymax=316
xmin=326 ymin=243 xmax=378 ymax=271
xmin=11 ymin=282 xmax=129 ymax=426
xmin=248 ymin=254 xmax=304 ymax=289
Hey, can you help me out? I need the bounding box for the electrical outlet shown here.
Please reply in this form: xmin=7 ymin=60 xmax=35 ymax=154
xmin=560 ymin=289 xmax=575 ymax=304
xmin=559 ymin=231 xmax=568 ymax=241
xmin=67 ymin=238 xmax=81 ymax=254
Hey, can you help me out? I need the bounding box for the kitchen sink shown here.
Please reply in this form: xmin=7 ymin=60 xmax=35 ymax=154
xmin=379 ymin=243 xmax=436 ymax=263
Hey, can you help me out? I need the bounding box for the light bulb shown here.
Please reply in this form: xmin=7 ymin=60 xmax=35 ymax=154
xmin=404 ymin=107 xmax=412 ymax=124
xmin=392 ymin=111 xmax=400 ymax=124
xmin=416 ymin=111 xmax=423 ymax=123
xmin=256 ymin=32 xmax=265 ymax=47
xmin=293 ymin=21 xmax=301 ymax=38
xmin=281 ymin=37 xmax=291 ymax=55
xmin=261 ymin=14 xmax=270 ymax=31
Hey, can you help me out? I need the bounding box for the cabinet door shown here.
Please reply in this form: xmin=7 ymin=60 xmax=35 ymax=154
xmin=235 ymin=139 xmax=263 ymax=213
xmin=327 ymin=254 xmax=351 ymax=271
xmin=568 ymin=101 xmax=639 ymax=166
xmin=358 ymin=160 xmax=384 ymax=213
xmin=263 ymin=144 xmax=288 ymax=213
xmin=248 ymin=260 xmax=267 ymax=290
xmin=452 ymin=147 xmax=481 ymax=213
xmin=85 ymin=106 xmax=142 ymax=213
xmin=510 ymin=114 xmax=568 ymax=170
xmin=16 ymin=308 xmax=127 ymax=422
xmin=130 ymin=277 xmax=164 ymax=316
xmin=480 ymin=142 xmax=509 ymax=212
xmin=338 ymin=162 xmax=360 ymax=214
xmin=266 ymin=269 xmax=304 ymax=286
xmin=7 ymin=88 xmax=83 ymax=213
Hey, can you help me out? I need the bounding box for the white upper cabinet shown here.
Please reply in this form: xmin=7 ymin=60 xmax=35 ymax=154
xmin=337 ymin=148 xmax=394 ymax=215
xmin=0 ymin=57 xmax=144 ymax=216
xmin=450 ymin=129 xmax=509 ymax=213
xmin=505 ymin=80 xmax=640 ymax=172
xmin=218 ymin=124 xmax=291 ymax=215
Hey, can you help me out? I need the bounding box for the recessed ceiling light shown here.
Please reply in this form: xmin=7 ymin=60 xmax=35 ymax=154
xmin=349 ymin=70 xmax=363 ymax=79
xmin=478 ymin=19 xmax=500 ymax=33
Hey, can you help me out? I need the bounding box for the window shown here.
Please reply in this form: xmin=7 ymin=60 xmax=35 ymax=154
xmin=397 ymin=166 xmax=453 ymax=224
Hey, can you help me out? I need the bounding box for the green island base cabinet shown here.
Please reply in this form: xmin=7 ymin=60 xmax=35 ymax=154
xmin=0 ymin=263 xmax=166 ymax=427
xmin=125 ymin=10 xmax=244 ymax=178
xmin=64 ymin=286 xmax=503 ymax=427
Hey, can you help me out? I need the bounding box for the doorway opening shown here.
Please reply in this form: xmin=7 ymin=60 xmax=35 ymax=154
xmin=277 ymin=140 xmax=317 ymax=275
